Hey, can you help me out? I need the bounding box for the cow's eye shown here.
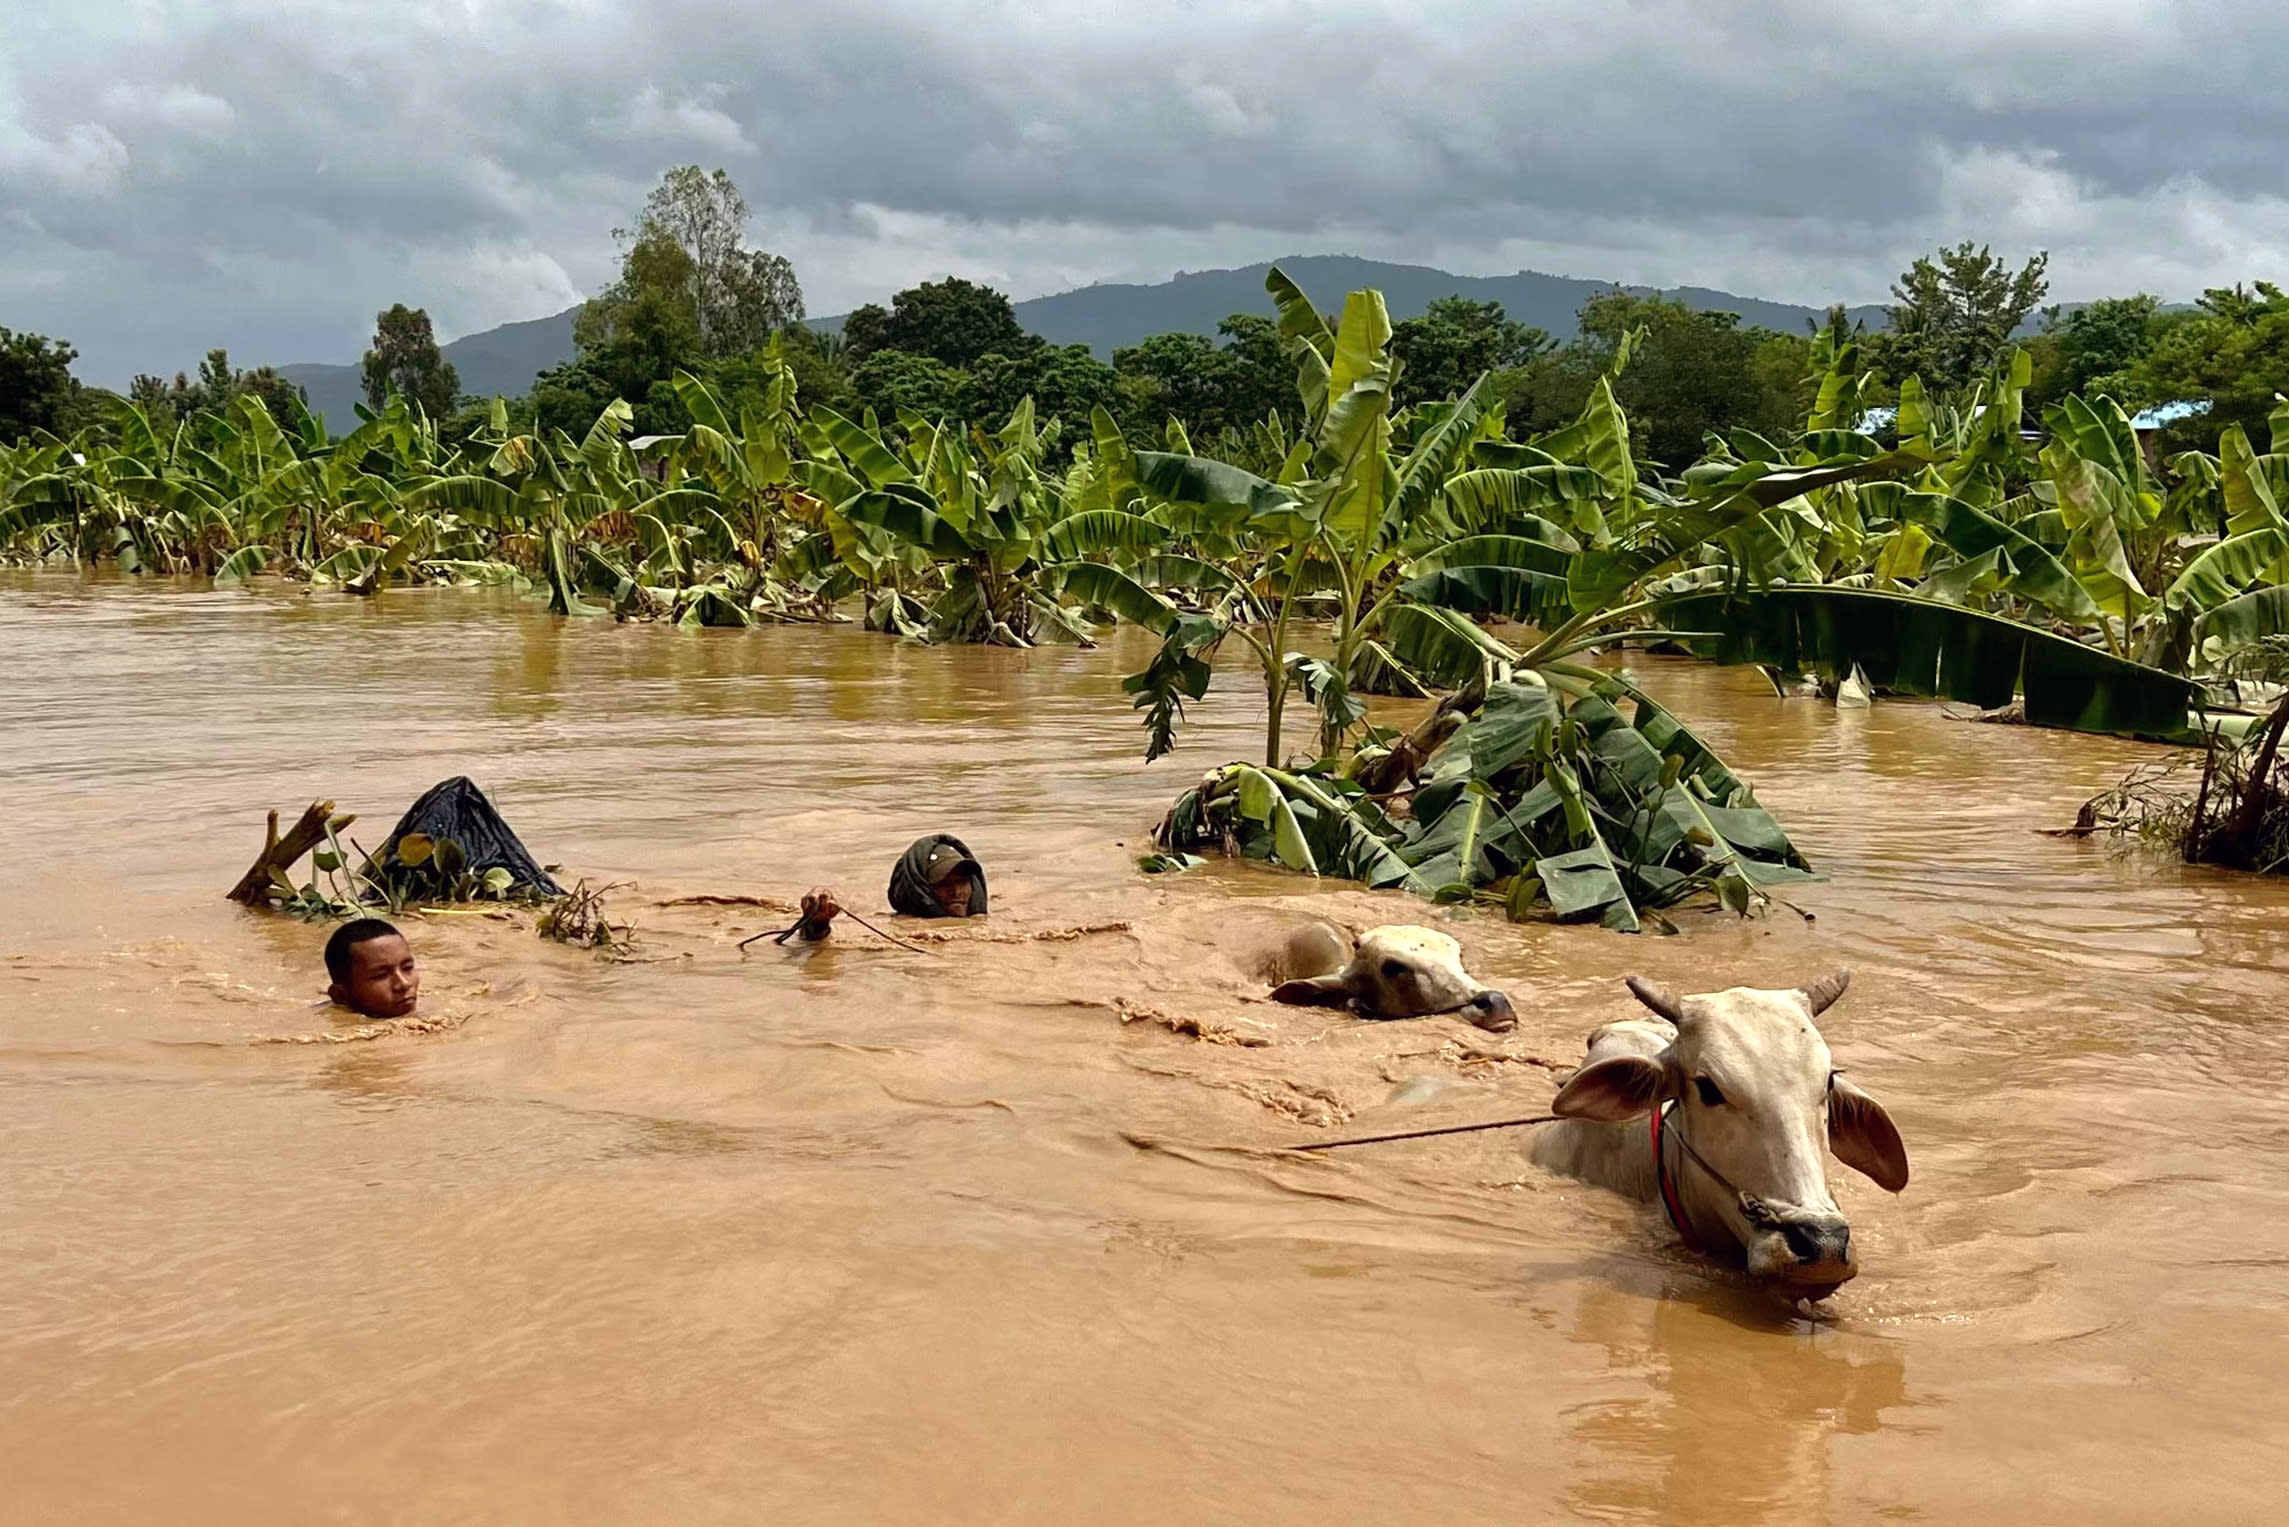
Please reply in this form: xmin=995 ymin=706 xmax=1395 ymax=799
xmin=1694 ymin=1076 xmax=1727 ymax=1108
xmin=1380 ymin=959 xmax=1410 ymax=981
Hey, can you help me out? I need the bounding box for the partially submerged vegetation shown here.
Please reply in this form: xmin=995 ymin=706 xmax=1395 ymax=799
xmin=20 ymin=231 xmax=2289 ymax=920
xmin=2073 ymin=641 xmax=2289 ymax=874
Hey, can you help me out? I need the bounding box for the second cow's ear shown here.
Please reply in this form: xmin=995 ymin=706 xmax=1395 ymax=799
xmin=1270 ymin=973 xmax=1354 ymax=1008
xmin=1551 ymin=1053 xmax=1672 ymax=1122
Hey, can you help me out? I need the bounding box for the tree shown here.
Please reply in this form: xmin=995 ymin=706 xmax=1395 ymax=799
xmin=1113 ymin=315 xmax=1295 ymax=440
xmin=130 ymin=348 xmax=309 ymax=434
xmin=234 ymin=365 xmax=309 ymax=424
xmin=1388 ymin=297 xmax=1549 ymax=408
xmin=2127 ymin=282 xmax=2289 ymax=450
xmin=1505 ymin=292 xmax=1798 ymax=467
xmin=850 ymin=349 xmax=968 ymax=421
xmin=871 ymin=278 xmax=1032 ymax=370
xmin=528 ymin=358 xmax=624 ymax=439
xmin=0 ymin=328 xmax=86 ymax=442
xmin=963 ymin=344 xmax=1119 ymax=434
xmin=608 ymin=166 xmax=803 ymax=358
xmin=1211 ymin=313 xmax=1296 ymax=424
xmin=360 ymin=304 xmax=460 ymax=420
xmin=839 ymin=303 xmax=893 ymax=363
xmin=1869 ymin=242 xmax=2049 ymax=396
xmin=572 ymin=230 xmax=705 ymax=405
xmin=1114 ymin=332 xmax=1233 ymax=435
xmin=2028 ymin=294 xmax=2163 ymax=412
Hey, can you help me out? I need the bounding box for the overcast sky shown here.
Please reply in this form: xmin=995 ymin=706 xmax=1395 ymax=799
xmin=8 ymin=0 xmax=2287 ymax=387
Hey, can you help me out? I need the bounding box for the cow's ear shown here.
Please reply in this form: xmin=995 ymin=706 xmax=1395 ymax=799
xmin=1829 ymin=1076 xmax=1909 ymax=1192
xmin=1552 ymin=1053 xmax=1671 ymax=1122
xmin=1270 ymin=973 xmax=1353 ymax=1007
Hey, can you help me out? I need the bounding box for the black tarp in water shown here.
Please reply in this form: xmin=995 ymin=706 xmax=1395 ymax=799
xmin=368 ymin=776 xmax=563 ymax=898
xmin=887 ymin=832 xmax=987 ymax=917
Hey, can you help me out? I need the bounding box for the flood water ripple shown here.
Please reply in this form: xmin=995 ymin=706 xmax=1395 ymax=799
xmin=3 ymin=572 xmax=2287 ymax=1523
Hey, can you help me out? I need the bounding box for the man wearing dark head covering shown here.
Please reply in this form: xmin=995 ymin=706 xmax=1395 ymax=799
xmin=889 ymin=833 xmax=988 ymax=918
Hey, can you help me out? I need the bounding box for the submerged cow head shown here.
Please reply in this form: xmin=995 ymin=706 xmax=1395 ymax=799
xmin=1269 ymin=925 xmax=1516 ymax=1033
xmin=1551 ymin=971 xmax=1908 ymax=1297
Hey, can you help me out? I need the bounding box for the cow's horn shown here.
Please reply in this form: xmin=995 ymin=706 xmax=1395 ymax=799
xmin=1800 ymin=968 xmax=1852 ymax=1015
xmin=1625 ymin=976 xmax=1687 ymax=1023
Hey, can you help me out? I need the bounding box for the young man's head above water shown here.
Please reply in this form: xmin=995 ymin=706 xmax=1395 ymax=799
xmin=924 ymin=844 xmax=978 ymax=916
xmin=889 ymin=834 xmax=988 ymax=920
xmin=325 ymin=918 xmax=420 ymax=1019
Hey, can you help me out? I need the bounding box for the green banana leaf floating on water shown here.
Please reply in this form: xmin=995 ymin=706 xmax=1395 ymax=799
xmin=1154 ymin=673 xmax=1817 ymax=933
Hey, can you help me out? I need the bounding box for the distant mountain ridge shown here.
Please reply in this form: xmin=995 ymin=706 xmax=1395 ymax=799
xmin=274 ymin=256 xmax=1890 ymax=432
xmin=277 ymin=308 xmax=579 ymax=435
xmin=969 ymin=256 xmax=1889 ymax=358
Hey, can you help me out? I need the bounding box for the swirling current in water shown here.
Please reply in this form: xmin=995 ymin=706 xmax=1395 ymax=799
xmin=3 ymin=573 xmax=2286 ymax=1523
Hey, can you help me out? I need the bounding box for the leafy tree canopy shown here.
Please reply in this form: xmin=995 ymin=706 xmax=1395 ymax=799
xmin=0 ymin=327 xmax=86 ymax=443
xmin=851 ymin=349 xmax=968 ymax=422
xmin=2028 ymin=294 xmax=2162 ymax=413
xmin=1389 ymin=296 xmax=1550 ymax=408
xmin=1112 ymin=314 xmax=1291 ymax=439
xmin=129 ymin=348 xmax=307 ymax=435
xmin=361 ymin=303 xmax=459 ymax=421
xmin=965 ymin=343 xmax=1118 ymax=429
xmin=2127 ymin=281 xmax=2289 ymax=451
xmin=1507 ymin=291 xmax=1805 ymax=467
xmin=583 ymin=166 xmax=802 ymax=366
xmin=1869 ymin=241 xmax=2050 ymax=396
xmin=848 ymin=277 xmax=1031 ymax=370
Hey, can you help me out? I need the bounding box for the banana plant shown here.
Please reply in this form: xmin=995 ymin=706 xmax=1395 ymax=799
xmin=798 ymin=399 xmax=1173 ymax=646
xmin=1134 ymin=268 xmax=1931 ymax=929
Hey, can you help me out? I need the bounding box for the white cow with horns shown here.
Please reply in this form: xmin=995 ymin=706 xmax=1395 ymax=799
xmin=1531 ymin=970 xmax=1909 ymax=1298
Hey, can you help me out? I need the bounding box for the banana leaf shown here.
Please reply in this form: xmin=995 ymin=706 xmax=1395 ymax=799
xmin=1441 ymin=466 xmax=1603 ymax=536
xmin=1133 ymin=451 xmax=1297 ymax=519
xmin=1568 ymin=454 xmax=1925 ymax=612
xmin=2196 ymin=585 xmax=2289 ymax=650
xmin=1369 ymin=603 xmax=1520 ymax=690
xmin=1041 ymin=509 xmax=1169 ymax=560
xmin=1052 ymin=561 xmax=1178 ymax=634
xmin=1896 ymin=491 xmax=2103 ymax=621
xmin=1656 ymin=585 xmax=2198 ymax=738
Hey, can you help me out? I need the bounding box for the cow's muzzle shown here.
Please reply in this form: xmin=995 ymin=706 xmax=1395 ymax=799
xmin=1742 ymin=1200 xmax=1856 ymax=1292
xmin=1461 ymin=989 xmax=1516 ymax=1033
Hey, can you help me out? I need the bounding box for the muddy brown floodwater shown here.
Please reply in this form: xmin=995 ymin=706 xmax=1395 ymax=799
xmin=4 ymin=572 xmax=2288 ymax=1524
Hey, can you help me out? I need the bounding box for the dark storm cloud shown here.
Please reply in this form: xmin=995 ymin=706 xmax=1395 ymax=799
xmin=6 ymin=0 xmax=2287 ymax=386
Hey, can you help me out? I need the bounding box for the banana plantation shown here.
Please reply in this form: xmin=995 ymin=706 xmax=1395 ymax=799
xmin=8 ymin=268 xmax=2287 ymax=926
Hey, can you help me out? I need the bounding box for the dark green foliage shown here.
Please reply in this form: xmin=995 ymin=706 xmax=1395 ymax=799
xmin=851 ymin=350 xmax=968 ymax=423
xmin=1659 ymin=586 xmax=2199 ymax=739
xmin=602 ymin=166 xmax=802 ymax=359
xmin=2027 ymin=294 xmax=2163 ymax=413
xmin=1111 ymin=314 xmax=1294 ymax=441
xmin=1156 ymin=677 xmax=1819 ymax=930
xmin=839 ymin=303 xmax=892 ymax=362
xmin=129 ymin=348 xmax=309 ymax=437
xmin=964 ymin=344 xmax=1120 ymax=431
xmin=769 ymin=326 xmax=854 ymax=416
xmin=529 ymin=358 xmax=628 ymax=438
xmin=539 ymin=166 xmax=810 ymax=434
xmin=1867 ymin=242 xmax=2050 ymax=396
xmin=1390 ymin=297 xmax=1549 ymax=409
xmin=361 ymin=304 xmax=460 ymax=421
xmin=2126 ymin=283 xmax=2289 ymax=452
xmin=0 ymin=328 xmax=88 ymax=443
xmin=1123 ymin=611 xmax=1221 ymax=760
xmin=855 ymin=277 xmax=1030 ymax=370
xmin=1506 ymin=292 xmax=1806 ymax=468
